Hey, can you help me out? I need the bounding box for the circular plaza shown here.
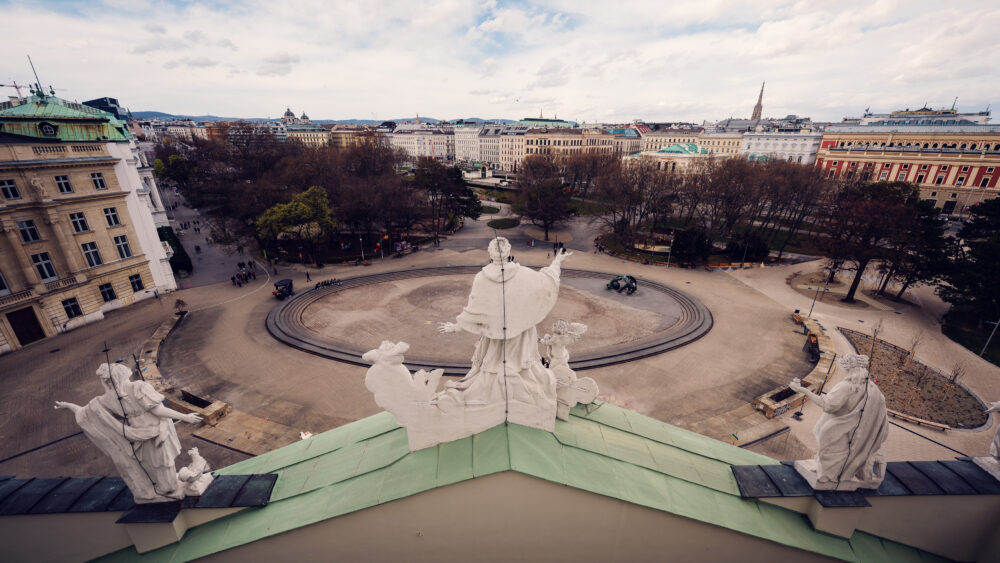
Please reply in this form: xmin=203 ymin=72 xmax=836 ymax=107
xmin=266 ymin=266 xmax=713 ymax=374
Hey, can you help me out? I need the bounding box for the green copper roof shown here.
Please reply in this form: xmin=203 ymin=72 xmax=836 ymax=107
xmin=657 ymin=143 xmax=709 ymax=155
xmin=95 ymin=403 xmax=946 ymax=562
xmin=0 ymin=94 xmax=130 ymax=142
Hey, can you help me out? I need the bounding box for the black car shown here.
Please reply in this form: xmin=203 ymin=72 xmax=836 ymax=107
xmin=273 ymin=279 xmax=294 ymax=300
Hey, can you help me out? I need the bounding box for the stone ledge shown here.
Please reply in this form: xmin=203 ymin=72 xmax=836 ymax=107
xmin=753 ymin=315 xmax=833 ymax=419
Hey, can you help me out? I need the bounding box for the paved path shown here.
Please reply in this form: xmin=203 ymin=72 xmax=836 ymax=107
xmin=2 ymin=211 xmax=996 ymax=479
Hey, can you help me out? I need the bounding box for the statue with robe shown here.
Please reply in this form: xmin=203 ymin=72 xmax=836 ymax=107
xmin=438 ymin=237 xmax=570 ymax=429
xmin=55 ymin=363 xmax=204 ymax=503
xmin=789 ymin=354 xmax=888 ymax=491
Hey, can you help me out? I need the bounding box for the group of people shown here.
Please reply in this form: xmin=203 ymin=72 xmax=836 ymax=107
xmin=313 ymin=278 xmax=343 ymax=289
xmin=231 ymin=260 xmax=257 ymax=288
xmin=179 ymin=220 xmax=203 ymax=233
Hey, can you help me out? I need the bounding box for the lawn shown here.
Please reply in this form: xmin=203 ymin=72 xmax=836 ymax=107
xmin=942 ymin=309 xmax=1000 ymax=365
xmin=487 ymin=217 xmax=520 ymax=229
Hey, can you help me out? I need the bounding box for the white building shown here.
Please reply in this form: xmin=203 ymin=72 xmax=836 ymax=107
xmin=479 ymin=126 xmax=504 ymax=170
xmin=741 ymin=131 xmax=822 ymax=165
xmin=390 ymin=129 xmax=450 ymax=163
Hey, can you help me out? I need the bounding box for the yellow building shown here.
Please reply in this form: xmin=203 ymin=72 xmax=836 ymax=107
xmin=0 ymin=93 xmax=172 ymax=353
xmin=640 ymin=128 xmax=702 ymax=151
xmin=816 ymin=124 xmax=1000 ymax=214
xmin=329 ymin=126 xmax=369 ymax=149
xmin=523 ymin=128 xmax=615 ymax=167
xmin=696 ymin=131 xmax=743 ymax=156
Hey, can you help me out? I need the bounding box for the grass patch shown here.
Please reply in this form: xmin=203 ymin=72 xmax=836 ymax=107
xmin=481 ymin=205 xmax=500 ymax=214
xmin=487 ymin=218 xmax=520 ymax=230
xmin=942 ymin=309 xmax=1000 ymax=365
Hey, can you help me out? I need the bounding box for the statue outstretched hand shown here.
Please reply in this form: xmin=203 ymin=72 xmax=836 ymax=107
xmin=987 ymin=401 xmax=1000 ymax=414
xmin=553 ymin=251 xmax=572 ymax=264
xmin=438 ymin=322 xmax=459 ymax=334
xmin=54 ymin=401 xmax=82 ymax=414
xmin=179 ymin=413 xmax=202 ymax=424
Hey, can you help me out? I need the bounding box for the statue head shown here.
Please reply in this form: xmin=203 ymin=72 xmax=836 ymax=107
xmin=839 ymin=354 xmax=869 ymax=381
xmin=96 ymin=362 xmax=132 ymax=388
xmin=487 ymin=237 xmax=511 ymax=263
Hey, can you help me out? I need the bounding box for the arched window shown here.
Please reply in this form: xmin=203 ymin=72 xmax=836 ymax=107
xmin=970 ymin=144 xmax=977 ymax=150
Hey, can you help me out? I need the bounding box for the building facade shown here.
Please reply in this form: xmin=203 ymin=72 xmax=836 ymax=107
xmin=640 ymin=128 xmax=703 ymax=151
xmin=815 ymin=121 xmax=1000 ymax=214
xmin=0 ymin=93 xmax=175 ymax=354
xmin=630 ymin=143 xmax=712 ymax=173
xmin=741 ymin=131 xmax=822 ymax=164
xmin=453 ymin=125 xmax=482 ymax=163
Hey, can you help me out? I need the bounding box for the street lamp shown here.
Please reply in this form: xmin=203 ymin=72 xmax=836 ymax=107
xmin=808 ymin=278 xmax=830 ymax=318
xmin=665 ymin=229 xmax=675 ymax=268
xmin=359 ymin=237 xmax=364 ymax=262
xmin=981 ymin=318 xmax=1000 ymax=358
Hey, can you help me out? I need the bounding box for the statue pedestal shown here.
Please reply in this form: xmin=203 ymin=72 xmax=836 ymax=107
xmin=973 ymin=457 xmax=1000 ymax=482
xmin=794 ymin=459 xmax=884 ymax=491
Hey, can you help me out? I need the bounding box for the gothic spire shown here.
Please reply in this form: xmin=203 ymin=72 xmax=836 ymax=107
xmin=751 ymin=81 xmax=764 ymax=121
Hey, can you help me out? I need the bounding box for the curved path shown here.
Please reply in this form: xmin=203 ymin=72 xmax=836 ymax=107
xmin=267 ymin=266 xmax=713 ymax=375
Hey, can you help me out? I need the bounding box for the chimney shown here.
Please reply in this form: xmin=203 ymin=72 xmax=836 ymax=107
xmin=8 ymin=96 xmax=20 ymax=106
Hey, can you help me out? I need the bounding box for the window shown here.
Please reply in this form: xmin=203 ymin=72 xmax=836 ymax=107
xmin=104 ymin=207 xmax=121 ymax=227
xmin=981 ymin=177 xmax=992 ymax=187
xmin=897 ymin=172 xmax=907 ymax=181
xmin=31 ymin=252 xmax=57 ymax=281
xmin=951 ymin=193 xmax=958 ymax=199
xmin=941 ymin=165 xmax=949 ymax=171
xmin=879 ymin=172 xmax=888 ymax=181
xmin=81 ymin=241 xmax=103 ymax=267
xmin=62 ymin=297 xmax=83 ymax=319
xmin=68 ymin=212 xmax=92 ymax=233
xmin=1 ymin=179 xmax=21 ymax=199
xmin=0 ymin=269 xmax=9 ymax=296
xmin=920 ymin=164 xmax=929 ymax=170
xmin=988 ymin=167 xmax=996 ymax=173
xmin=931 ymin=192 xmax=937 ymax=197
xmin=957 ymin=177 xmax=965 ymax=186
xmin=916 ymin=174 xmax=925 ymax=183
xmin=99 ymin=283 xmax=117 ymax=302
xmin=962 ymin=166 xmax=970 ymax=172
xmin=129 ymin=274 xmax=144 ymax=291
xmin=113 ymin=235 xmax=132 ymax=258
xmin=55 ymin=175 xmax=73 ymax=193
xmin=17 ymin=220 xmax=40 ymax=243
xmin=902 ymin=164 xmax=909 ymax=169
xmin=935 ymin=175 xmax=945 ymax=185
xmin=91 ymin=172 xmax=108 ymax=190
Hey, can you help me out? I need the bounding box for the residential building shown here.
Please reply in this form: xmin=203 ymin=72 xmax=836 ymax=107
xmin=280 ymin=110 xmax=328 ymax=148
xmin=479 ymin=126 xmax=503 ymax=170
xmin=454 ymin=125 xmax=482 ymax=163
xmin=741 ymin=130 xmax=822 ymax=164
xmin=604 ymin=127 xmax=642 ymax=156
xmin=390 ymin=128 xmax=450 ymax=164
xmin=0 ymin=92 xmax=176 ymax=354
xmin=524 ymin=128 xmax=615 ymax=165
xmin=696 ymin=131 xmax=743 ymax=156
xmin=815 ymin=110 xmax=1000 ymax=214
xmin=499 ymin=126 xmax=529 ymax=172
xmin=517 ymin=116 xmax=576 ymax=129
xmin=328 ymin=125 xmax=370 ymax=149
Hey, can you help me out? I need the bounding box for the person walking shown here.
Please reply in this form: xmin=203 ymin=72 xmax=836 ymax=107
xmin=306 ymin=271 xmax=311 ymax=282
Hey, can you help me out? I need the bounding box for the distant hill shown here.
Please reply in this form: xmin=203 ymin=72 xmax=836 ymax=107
xmin=132 ymin=111 xmax=515 ymax=125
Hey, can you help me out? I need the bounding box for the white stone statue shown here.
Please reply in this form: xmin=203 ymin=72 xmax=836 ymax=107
xmin=55 ymin=363 xmax=210 ymax=503
xmin=539 ymin=319 xmax=599 ymax=421
xmin=438 ymin=237 xmax=569 ymax=429
xmin=974 ymin=401 xmax=1000 ymax=480
xmin=789 ymin=354 xmax=888 ymax=491
xmin=363 ymin=238 xmax=578 ymax=451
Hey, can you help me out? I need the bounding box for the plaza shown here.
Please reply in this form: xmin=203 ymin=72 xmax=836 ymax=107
xmin=2 ymin=201 xmax=997 ymax=483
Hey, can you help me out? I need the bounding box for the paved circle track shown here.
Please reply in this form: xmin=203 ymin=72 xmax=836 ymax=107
xmin=266 ymin=267 xmax=712 ymax=375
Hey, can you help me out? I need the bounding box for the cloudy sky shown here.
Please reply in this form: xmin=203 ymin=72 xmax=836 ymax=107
xmin=2 ymin=0 xmax=997 ymax=123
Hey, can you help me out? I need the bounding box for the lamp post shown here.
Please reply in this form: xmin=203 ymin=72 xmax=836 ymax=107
xmin=981 ymin=318 xmax=1000 ymax=358
xmin=359 ymin=237 xmax=364 ymax=262
xmin=808 ymin=278 xmax=830 ymax=318
xmin=666 ymin=229 xmax=675 ymax=268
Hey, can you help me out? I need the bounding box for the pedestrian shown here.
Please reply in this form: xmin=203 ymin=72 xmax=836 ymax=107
xmin=251 ymin=271 xmax=256 ymax=280
xmin=237 ymin=279 xmax=242 ymax=288
xmin=231 ymin=275 xmax=236 ymax=286
xmin=306 ymin=272 xmax=311 ymax=282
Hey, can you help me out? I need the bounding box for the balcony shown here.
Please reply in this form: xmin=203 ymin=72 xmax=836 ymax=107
xmin=0 ymin=289 xmax=33 ymax=308
xmin=44 ymin=276 xmax=78 ymax=291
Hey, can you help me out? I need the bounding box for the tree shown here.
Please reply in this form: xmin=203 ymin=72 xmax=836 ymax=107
xmin=593 ymin=158 xmax=674 ymax=248
xmin=255 ymin=186 xmax=336 ymax=263
xmin=938 ymin=198 xmax=1000 ymax=325
xmin=513 ymin=156 xmax=572 ymax=240
xmin=818 ymin=181 xmax=918 ymax=303
xmin=879 ymin=199 xmax=949 ymax=301
xmin=414 ymin=158 xmax=480 ymax=242
xmin=671 ymin=227 xmax=712 ymax=264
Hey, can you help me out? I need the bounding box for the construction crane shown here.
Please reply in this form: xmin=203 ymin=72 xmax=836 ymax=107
xmin=1 ymin=80 xmax=27 ymax=97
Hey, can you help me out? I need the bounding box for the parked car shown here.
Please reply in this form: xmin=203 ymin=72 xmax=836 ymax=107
xmin=273 ymin=279 xmax=294 ymax=300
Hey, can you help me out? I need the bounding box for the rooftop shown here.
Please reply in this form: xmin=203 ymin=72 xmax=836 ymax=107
xmin=91 ymin=402 xmax=952 ymax=562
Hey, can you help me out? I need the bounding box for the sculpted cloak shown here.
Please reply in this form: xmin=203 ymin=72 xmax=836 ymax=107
xmin=446 ymin=260 xmax=561 ymax=412
xmin=812 ymin=378 xmax=889 ymax=483
xmin=73 ymin=369 xmax=182 ymax=502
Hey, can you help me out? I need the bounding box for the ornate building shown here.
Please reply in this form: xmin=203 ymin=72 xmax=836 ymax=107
xmin=816 ymin=109 xmax=1000 ymax=214
xmin=0 ymin=92 xmax=175 ymax=354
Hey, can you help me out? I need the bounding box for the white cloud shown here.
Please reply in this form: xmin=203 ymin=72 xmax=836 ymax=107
xmin=0 ymin=0 xmax=995 ymax=122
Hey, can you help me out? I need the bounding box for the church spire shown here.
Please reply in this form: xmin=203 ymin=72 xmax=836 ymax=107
xmin=751 ymin=81 xmax=764 ymax=121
